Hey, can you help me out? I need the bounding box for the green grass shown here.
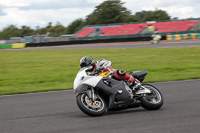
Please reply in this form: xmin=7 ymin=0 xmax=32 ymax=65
xmin=0 ymin=47 xmax=200 ymax=95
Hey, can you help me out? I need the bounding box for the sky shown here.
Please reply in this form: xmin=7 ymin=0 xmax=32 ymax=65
xmin=0 ymin=0 xmax=200 ymax=30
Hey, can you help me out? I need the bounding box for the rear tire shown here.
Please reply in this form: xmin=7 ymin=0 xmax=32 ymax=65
xmin=76 ymin=93 xmax=107 ymax=116
xmin=139 ymin=84 xmax=164 ymax=110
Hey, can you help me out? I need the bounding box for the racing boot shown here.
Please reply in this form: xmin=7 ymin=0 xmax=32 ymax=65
xmin=132 ymin=79 xmax=142 ymax=90
xmin=128 ymin=76 xmax=141 ymax=93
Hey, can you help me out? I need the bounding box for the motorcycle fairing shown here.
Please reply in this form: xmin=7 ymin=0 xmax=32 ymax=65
xmin=98 ymin=72 xmax=111 ymax=77
xmin=95 ymin=77 xmax=133 ymax=109
xmin=129 ymin=71 xmax=148 ymax=82
xmin=74 ymin=76 xmax=103 ymax=94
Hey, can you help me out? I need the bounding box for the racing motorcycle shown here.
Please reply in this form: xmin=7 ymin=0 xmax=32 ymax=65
xmin=151 ymin=34 xmax=162 ymax=44
xmin=73 ymin=66 xmax=164 ymax=116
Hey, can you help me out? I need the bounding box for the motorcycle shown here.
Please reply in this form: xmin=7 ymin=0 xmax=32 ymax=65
xmin=151 ymin=34 xmax=162 ymax=44
xmin=73 ymin=66 xmax=164 ymax=116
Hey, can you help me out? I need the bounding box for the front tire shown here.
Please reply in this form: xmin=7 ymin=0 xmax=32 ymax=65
xmin=76 ymin=93 xmax=107 ymax=116
xmin=139 ymin=84 xmax=164 ymax=110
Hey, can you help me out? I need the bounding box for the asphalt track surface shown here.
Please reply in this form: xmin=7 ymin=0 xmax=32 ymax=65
xmin=1 ymin=79 xmax=200 ymax=133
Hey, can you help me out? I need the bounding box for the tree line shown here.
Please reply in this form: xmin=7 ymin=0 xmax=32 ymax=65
xmin=0 ymin=0 xmax=199 ymax=39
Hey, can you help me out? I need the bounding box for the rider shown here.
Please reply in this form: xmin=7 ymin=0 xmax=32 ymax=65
xmin=151 ymin=31 xmax=161 ymax=44
xmin=80 ymin=56 xmax=141 ymax=90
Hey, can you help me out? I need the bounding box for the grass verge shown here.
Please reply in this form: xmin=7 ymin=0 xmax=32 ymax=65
xmin=0 ymin=47 xmax=200 ymax=95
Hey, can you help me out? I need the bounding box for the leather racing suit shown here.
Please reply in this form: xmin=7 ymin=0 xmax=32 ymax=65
xmin=93 ymin=59 xmax=141 ymax=87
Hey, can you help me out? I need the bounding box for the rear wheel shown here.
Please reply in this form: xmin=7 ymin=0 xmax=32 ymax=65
xmin=139 ymin=84 xmax=164 ymax=110
xmin=76 ymin=93 xmax=107 ymax=116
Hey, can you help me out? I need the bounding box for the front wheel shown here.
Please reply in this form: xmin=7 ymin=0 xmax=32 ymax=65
xmin=76 ymin=93 xmax=107 ymax=116
xmin=139 ymin=84 xmax=164 ymax=110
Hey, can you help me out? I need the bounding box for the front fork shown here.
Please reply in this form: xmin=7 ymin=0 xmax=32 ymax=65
xmin=86 ymin=87 xmax=97 ymax=101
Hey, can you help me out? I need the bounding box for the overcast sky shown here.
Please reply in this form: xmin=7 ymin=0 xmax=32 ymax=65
xmin=0 ymin=0 xmax=199 ymax=30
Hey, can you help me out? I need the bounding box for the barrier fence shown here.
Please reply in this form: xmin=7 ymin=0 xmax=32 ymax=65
xmin=0 ymin=43 xmax=26 ymax=49
xmin=166 ymin=33 xmax=200 ymax=40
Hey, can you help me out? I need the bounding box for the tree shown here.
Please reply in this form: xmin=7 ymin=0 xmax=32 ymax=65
xmin=66 ymin=18 xmax=85 ymax=34
xmin=135 ymin=10 xmax=149 ymax=20
xmin=0 ymin=25 xmax=20 ymax=39
xmin=171 ymin=17 xmax=179 ymax=21
xmin=48 ymin=24 xmax=67 ymax=36
xmin=46 ymin=22 xmax=52 ymax=28
xmin=135 ymin=9 xmax=171 ymax=21
xmin=20 ymin=26 xmax=34 ymax=36
xmin=86 ymin=0 xmax=137 ymax=25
